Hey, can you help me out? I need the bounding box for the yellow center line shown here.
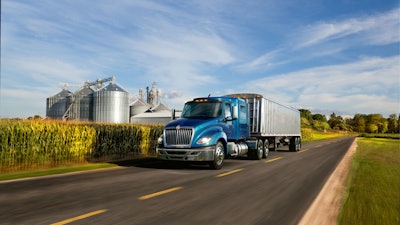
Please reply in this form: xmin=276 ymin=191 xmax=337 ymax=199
xmin=265 ymin=157 xmax=283 ymax=163
xmin=138 ymin=186 xmax=183 ymax=200
xmin=297 ymin=148 xmax=309 ymax=153
xmin=216 ymin=168 xmax=244 ymax=178
xmin=51 ymin=209 xmax=107 ymax=225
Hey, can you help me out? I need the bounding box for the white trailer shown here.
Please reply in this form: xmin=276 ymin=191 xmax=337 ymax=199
xmin=225 ymin=93 xmax=301 ymax=151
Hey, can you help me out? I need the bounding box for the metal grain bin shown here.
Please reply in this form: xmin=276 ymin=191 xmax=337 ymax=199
xmin=46 ymin=89 xmax=72 ymax=119
xmin=70 ymin=87 xmax=94 ymax=121
xmin=130 ymin=99 xmax=149 ymax=117
xmin=93 ymin=83 xmax=129 ymax=123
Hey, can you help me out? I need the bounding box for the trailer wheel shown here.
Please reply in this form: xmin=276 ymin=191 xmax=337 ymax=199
xmin=289 ymin=137 xmax=301 ymax=152
xmin=263 ymin=139 xmax=270 ymax=158
xmin=209 ymin=141 xmax=225 ymax=170
xmin=297 ymin=137 xmax=301 ymax=151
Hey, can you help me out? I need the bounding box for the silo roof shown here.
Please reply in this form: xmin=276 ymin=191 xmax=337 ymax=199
xmin=99 ymin=83 xmax=128 ymax=93
xmin=50 ymin=89 xmax=72 ymax=98
xmin=75 ymin=86 xmax=94 ymax=95
xmin=130 ymin=99 xmax=149 ymax=107
xmin=152 ymin=102 xmax=170 ymax=112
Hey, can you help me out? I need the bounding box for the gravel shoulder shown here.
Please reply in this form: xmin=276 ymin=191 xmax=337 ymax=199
xmin=298 ymin=138 xmax=357 ymax=225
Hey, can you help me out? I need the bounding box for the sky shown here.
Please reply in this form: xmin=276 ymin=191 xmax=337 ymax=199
xmin=1 ymin=0 xmax=399 ymax=119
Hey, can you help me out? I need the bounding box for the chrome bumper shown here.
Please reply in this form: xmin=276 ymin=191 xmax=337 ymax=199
xmin=156 ymin=146 xmax=215 ymax=161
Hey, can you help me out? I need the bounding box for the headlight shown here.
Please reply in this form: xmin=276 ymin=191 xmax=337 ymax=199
xmin=196 ymin=137 xmax=212 ymax=145
xmin=157 ymin=135 xmax=163 ymax=144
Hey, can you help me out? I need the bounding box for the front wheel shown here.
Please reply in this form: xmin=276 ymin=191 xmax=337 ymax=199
xmin=209 ymin=141 xmax=225 ymax=170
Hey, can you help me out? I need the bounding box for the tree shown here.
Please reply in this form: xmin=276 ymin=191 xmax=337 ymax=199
xmin=300 ymin=109 xmax=313 ymax=128
xmin=312 ymin=114 xmax=327 ymax=122
xmin=300 ymin=109 xmax=313 ymax=122
xmin=387 ymin=114 xmax=399 ymax=133
xmin=352 ymin=114 xmax=367 ymax=133
xmin=366 ymin=114 xmax=386 ymax=133
xmin=328 ymin=112 xmax=346 ymax=130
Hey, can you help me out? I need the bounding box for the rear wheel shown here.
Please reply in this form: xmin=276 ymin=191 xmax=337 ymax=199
xmin=209 ymin=141 xmax=225 ymax=170
xmin=289 ymin=137 xmax=301 ymax=152
xmin=263 ymin=139 xmax=270 ymax=158
xmin=248 ymin=140 xmax=263 ymax=160
xmin=255 ymin=140 xmax=263 ymax=160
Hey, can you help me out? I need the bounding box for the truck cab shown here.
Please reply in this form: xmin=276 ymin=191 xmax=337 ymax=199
xmin=156 ymin=96 xmax=252 ymax=169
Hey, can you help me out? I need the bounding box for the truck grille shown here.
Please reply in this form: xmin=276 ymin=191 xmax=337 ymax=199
xmin=164 ymin=128 xmax=193 ymax=146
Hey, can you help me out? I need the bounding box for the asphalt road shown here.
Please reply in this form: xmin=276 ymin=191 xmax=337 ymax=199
xmin=0 ymin=136 xmax=355 ymax=225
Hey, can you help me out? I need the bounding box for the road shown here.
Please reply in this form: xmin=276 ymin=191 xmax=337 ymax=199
xmin=0 ymin=136 xmax=355 ymax=225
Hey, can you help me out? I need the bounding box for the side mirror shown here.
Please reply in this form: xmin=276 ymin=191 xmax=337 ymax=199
xmin=232 ymin=106 xmax=238 ymax=120
xmin=171 ymin=109 xmax=176 ymax=120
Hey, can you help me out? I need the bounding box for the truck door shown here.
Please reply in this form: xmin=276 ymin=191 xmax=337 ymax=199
xmin=223 ymin=102 xmax=234 ymax=139
xmin=238 ymin=103 xmax=250 ymax=139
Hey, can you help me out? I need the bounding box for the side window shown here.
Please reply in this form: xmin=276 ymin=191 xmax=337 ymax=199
xmin=225 ymin=103 xmax=231 ymax=118
xmin=240 ymin=105 xmax=247 ymax=124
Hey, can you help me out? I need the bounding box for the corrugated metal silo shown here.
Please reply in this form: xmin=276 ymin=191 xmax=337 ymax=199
xmin=46 ymin=89 xmax=72 ymax=119
xmin=71 ymin=86 xmax=94 ymax=121
xmin=130 ymin=99 xmax=150 ymax=117
xmin=93 ymin=83 xmax=129 ymax=123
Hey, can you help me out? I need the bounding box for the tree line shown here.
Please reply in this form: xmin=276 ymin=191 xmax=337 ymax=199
xmin=300 ymin=109 xmax=400 ymax=134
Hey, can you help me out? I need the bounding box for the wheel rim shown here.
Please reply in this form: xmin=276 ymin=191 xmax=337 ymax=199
xmin=264 ymin=140 xmax=269 ymax=157
xmin=257 ymin=141 xmax=263 ymax=159
xmin=215 ymin=145 xmax=224 ymax=166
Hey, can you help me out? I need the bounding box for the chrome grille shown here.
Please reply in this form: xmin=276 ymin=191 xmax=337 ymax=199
xmin=165 ymin=128 xmax=193 ymax=146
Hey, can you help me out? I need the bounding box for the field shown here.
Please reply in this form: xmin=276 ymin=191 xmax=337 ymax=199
xmin=338 ymin=138 xmax=400 ymax=225
xmin=0 ymin=120 xmax=163 ymax=177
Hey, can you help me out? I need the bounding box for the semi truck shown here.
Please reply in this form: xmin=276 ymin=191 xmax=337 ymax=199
xmin=156 ymin=93 xmax=301 ymax=169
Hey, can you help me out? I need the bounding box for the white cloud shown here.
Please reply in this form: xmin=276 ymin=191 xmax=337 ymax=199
xmin=295 ymin=8 xmax=400 ymax=48
xmin=243 ymin=56 xmax=400 ymax=116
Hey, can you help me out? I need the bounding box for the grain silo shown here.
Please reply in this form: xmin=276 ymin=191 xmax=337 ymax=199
xmin=70 ymin=86 xmax=94 ymax=121
xmin=93 ymin=83 xmax=129 ymax=123
xmin=130 ymin=99 xmax=150 ymax=117
xmin=46 ymin=89 xmax=72 ymax=119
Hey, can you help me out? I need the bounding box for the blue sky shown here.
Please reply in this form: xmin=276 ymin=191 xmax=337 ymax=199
xmin=1 ymin=0 xmax=399 ymax=118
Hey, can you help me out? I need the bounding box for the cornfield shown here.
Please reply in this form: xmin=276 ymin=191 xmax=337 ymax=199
xmin=0 ymin=120 xmax=163 ymax=173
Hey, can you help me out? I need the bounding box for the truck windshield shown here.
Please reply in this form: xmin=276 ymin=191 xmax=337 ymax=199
xmin=181 ymin=102 xmax=222 ymax=118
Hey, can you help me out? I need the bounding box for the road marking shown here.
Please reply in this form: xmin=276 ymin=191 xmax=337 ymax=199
xmin=265 ymin=157 xmax=283 ymax=163
xmin=138 ymin=186 xmax=183 ymax=200
xmin=297 ymin=148 xmax=309 ymax=153
xmin=216 ymin=168 xmax=244 ymax=177
xmin=50 ymin=209 xmax=107 ymax=225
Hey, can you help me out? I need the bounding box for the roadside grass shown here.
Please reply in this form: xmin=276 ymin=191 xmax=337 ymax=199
xmin=358 ymin=133 xmax=400 ymax=139
xmin=338 ymin=138 xmax=400 ymax=225
xmin=301 ymin=128 xmax=350 ymax=142
xmin=0 ymin=163 xmax=117 ymax=181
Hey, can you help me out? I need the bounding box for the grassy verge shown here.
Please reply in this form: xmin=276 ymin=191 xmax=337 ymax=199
xmin=301 ymin=128 xmax=350 ymax=142
xmin=0 ymin=163 xmax=117 ymax=181
xmin=338 ymin=138 xmax=400 ymax=225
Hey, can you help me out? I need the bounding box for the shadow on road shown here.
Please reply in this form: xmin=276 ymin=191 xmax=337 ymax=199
xmin=113 ymin=158 xmax=212 ymax=170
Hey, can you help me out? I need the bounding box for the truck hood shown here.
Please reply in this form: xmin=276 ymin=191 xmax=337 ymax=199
xmin=165 ymin=117 xmax=218 ymax=129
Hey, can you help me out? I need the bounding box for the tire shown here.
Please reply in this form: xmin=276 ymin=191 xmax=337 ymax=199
xmin=248 ymin=140 xmax=263 ymax=160
xmin=263 ymin=139 xmax=269 ymax=158
xmin=255 ymin=140 xmax=263 ymax=160
xmin=270 ymin=139 xmax=278 ymax=151
xmin=289 ymin=137 xmax=300 ymax=152
xmin=209 ymin=141 xmax=225 ymax=170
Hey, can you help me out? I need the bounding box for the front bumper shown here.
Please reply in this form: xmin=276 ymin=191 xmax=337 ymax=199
xmin=156 ymin=146 xmax=215 ymax=161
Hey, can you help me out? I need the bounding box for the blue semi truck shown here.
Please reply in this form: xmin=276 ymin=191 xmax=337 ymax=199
xmin=156 ymin=93 xmax=301 ymax=169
